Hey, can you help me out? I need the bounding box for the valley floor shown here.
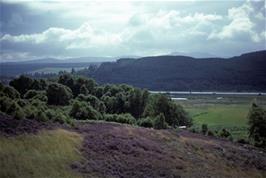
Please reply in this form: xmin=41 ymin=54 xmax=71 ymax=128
xmin=0 ymin=115 xmax=266 ymax=178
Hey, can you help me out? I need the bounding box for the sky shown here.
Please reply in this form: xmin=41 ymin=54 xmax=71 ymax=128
xmin=0 ymin=0 xmax=265 ymax=61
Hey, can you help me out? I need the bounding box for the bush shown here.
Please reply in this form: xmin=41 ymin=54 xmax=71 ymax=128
xmin=0 ymin=96 xmax=13 ymax=113
xmin=117 ymin=113 xmax=136 ymax=124
xmin=54 ymin=112 xmax=71 ymax=124
xmin=248 ymin=103 xmax=266 ymax=148
xmin=45 ymin=109 xmax=57 ymax=120
xmin=104 ymin=113 xmax=136 ymax=125
xmin=3 ymin=86 xmax=20 ymax=99
xmin=47 ymin=83 xmax=73 ymax=105
xmin=219 ymin=128 xmax=232 ymax=138
xmin=153 ymin=113 xmax=167 ymax=129
xmin=201 ymin=124 xmax=208 ymax=135
xmin=16 ymin=99 xmax=28 ymax=107
xmin=143 ymin=94 xmax=192 ymax=127
xmin=76 ymin=94 xmax=105 ymax=112
xmin=36 ymin=110 xmax=48 ymax=122
xmin=70 ymin=100 xmax=102 ymax=120
xmin=207 ymin=130 xmax=215 ymax=136
xmin=24 ymin=90 xmax=47 ymax=102
xmin=137 ymin=117 xmax=154 ymax=128
xmin=13 ymin=107 xmax=25 ymax=120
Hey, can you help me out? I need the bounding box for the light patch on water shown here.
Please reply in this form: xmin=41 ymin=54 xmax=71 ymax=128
xmin=171 ymin=97 xmax=188 ymax=101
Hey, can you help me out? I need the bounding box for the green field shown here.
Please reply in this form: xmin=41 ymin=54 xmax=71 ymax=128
xmin=0 ymin=129 xmax=83 ymax=178
xmin=175 ymin=94 xmax=266 ymax=140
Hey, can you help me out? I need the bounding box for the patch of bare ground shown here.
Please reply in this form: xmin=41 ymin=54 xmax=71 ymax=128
xmin=73 ymin=122 xmax=266 ymax=178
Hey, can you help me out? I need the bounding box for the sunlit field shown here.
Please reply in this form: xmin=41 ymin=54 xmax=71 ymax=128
xmin=175 ymin=94 xmax=266 ymax=140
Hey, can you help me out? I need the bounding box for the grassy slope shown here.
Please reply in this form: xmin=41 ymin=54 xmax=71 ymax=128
xmin=0 ymin=129 xmax=83 ymax=178
xmin=0 ymin=121 xmax=265 ymax=178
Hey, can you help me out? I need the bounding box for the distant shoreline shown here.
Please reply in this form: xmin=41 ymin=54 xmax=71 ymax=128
xmin=150 ymin=91 xmax=266 ymax=96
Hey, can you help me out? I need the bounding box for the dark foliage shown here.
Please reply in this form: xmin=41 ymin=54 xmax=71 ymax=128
xmin=143 ymin=94 xmax=192 ymax=127
xmin=248 ymin=103 xmax=266 ymax=148
xmin=104 ymin=113 xmax=136 ymax=125
xmin=201 ymin=124 xmax=208 ymax=135
xmin=70 ymin=100 xmax=102 ymax=120
xmin=0 ymin=74 xmax=192 ymax=128
xmin=47 ymin=83 xmax=73 ymax=105
xmin=137 ymin=117 xmax=154 ymax=128
xmin=89 ymin=51 xmax=266 ymax=91
xmin=153 ymin=113 xmax=167 ymax=129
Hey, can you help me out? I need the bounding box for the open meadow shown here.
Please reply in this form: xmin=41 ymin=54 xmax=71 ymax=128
xmin=174 ymin=94 xmax=266 ymax=140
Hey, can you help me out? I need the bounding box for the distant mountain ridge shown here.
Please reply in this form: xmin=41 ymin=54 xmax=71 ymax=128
xmin=1 ymin=57 xmax=115 ymax=64
xmin=88 ymin=50 xmax=266 ymax=91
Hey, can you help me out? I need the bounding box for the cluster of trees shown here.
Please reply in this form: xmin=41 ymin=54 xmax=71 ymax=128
xmin=0 ymin=74 xmax=192 ymax=130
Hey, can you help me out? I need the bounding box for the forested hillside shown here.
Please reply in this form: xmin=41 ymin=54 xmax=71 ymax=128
xmin=85 ymin=51 xmax=266 ymax=91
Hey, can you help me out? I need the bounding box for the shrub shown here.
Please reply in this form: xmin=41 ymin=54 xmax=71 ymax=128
xmin=24 ymin=90 xmax=47 ymax=102
xmin=24 ymin=105 xmax=38 ymax=119
xmin=117 ymin=113 xmax=136 ymax=124
xmin=207 ymin=130 xmax=215 ymax=136
xmin=248 ymin=103 xmax=266 ymax=148
xmin=13 ymin=107 xmax=25 ymax=120
xmin=104 ymin=113 xmax=136 ymax=125
xmin=153 ymin=113 xmax=167 ymax=129
xmin=144 ymin=94 xmax=192 ymax=127
xmin=16 ymin=99 xmax=28 ymax=107
xmin=137 ymin=117 xmax=154 ymax=128
xmin=201 ymin=124 xmax=208 ymax=135
xmin=6 ymin=102 xmax=19 ymax=115
xmin=3 ymin=86 xmax=20 ymax=99
xmin=0 ymin=96 xmax=13 ymax=113
xmin=219 ymin=128 xmax=232 ymax=138
xmin=36 ymin=110 xmax=48 ymax=122
xmin=45 ymin=109 xmax=56 ymax=120
xmin=47 ymin=83 xmax=73 ymax=105
xmin=54 ymin=112 xmax=71 ymax=124
xmin=70 ymin=100 xmax=102 ymax=120
xmin=30 ymin=99 xmax=47 ymax=112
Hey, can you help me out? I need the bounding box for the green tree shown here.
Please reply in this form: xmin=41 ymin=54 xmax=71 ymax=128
xmin=3 ymin=86 xmax=20 ymax=99
xmin=9 ymin=75 xmax=34 ymax=95
xmin=144 ymin=94 xmax=192 ymax=127
xmin=248 ymin=103 xmax=266 ymax=148
xmin=70 ymin=100 xmax=102 ymax=120
xmin=47 ymin=83 xmax=73 ymax=105
xmin=153 ymin=113 xmax=167 ymax=129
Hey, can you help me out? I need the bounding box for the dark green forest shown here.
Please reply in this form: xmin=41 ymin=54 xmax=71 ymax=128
xmin=79 ymin=51 xmax=266 ymax=91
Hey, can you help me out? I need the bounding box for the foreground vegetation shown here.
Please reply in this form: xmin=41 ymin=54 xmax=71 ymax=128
xmin=0 ymin=129 xmax=83 ymax=178
xmin=0 ymin=74 xmax=265 ymax=148
xmin=0 ymin=74 xmax=192 ymax=130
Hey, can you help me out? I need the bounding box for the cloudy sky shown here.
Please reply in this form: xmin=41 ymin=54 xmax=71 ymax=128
xmin=0 ymin=0 xmax=265 ymax=61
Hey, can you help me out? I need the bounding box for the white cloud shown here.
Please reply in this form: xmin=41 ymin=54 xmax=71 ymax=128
xmin=0 ymin=0 xmax=265 ymax=61
xmin=1 ymin=9 xmax=224 ymax=59
xmin=208 ymin=1 xmax=265 ymax=43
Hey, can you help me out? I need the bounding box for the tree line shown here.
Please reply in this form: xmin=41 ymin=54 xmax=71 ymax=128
xmin=0 ymin=74 xmax=192 ymax=129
